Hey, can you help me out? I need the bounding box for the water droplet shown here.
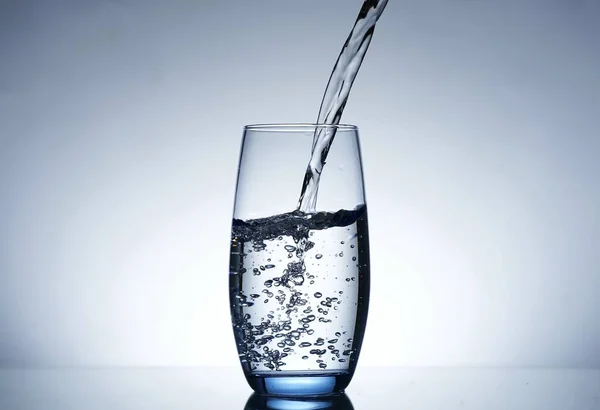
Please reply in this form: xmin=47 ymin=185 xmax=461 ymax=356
xmin=314 ymin=292 xmax=322 ymax=298
xmin=315 ymin=254 xmax=323 ymax=259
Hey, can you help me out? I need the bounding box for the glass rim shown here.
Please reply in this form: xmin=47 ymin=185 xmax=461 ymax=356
xmin=244 ymin=123 xmax=358 ymax=132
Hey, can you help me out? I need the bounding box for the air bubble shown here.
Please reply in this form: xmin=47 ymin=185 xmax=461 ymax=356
xmin=319 ymin=363 xmax=327 ymax=369
xmin=265 ymin=264 xmax=275 ymax=269
xmin=299 ymin=342 xmax=312 ymax=348
xmin=284 ymin=245 xmax=296 ymax=252
xmin=314 ymin=292 xmax=322 ymax=298
xmin=352 ymin=256 xmax=356 ymax=261
xmin=315 ymin=254 xmax=323 ymax=259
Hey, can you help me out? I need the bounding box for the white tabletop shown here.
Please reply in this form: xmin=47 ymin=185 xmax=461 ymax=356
xmin=1 ymin=367 xmax=598 ymax=410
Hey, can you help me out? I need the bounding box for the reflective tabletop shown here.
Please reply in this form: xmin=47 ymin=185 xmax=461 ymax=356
xmin=1 ymin=367 xmax=598 ymax=409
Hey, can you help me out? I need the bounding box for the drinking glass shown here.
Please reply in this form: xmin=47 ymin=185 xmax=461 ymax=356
xmin=229 ymin=124 xmax=370 ymax=396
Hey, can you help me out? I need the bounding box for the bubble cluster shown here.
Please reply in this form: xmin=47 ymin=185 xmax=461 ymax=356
xmin=230 ymin=205 xmax=368 ymax=372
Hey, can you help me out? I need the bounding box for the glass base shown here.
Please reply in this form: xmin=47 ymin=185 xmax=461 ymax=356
xmin=245 ymin=371 xmax=352 ymax=397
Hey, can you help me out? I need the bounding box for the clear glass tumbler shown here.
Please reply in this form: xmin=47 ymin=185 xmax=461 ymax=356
xmin=229 ymin=124 xmax=370 ymax=396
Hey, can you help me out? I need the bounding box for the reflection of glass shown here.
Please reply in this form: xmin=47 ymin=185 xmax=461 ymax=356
xmin=230 ymin=124 xmax=370 ymax=396
xmin=244 ymin=392 xmax=355 ymax=410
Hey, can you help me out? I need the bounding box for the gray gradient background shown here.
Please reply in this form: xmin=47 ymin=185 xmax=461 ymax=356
xmin=1 ymin=0 xmax=599 ymax=368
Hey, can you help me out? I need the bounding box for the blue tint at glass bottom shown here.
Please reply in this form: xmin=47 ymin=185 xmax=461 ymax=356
xmin=245 ymin=372 xmax=352 ymax=397
xmin=265 ymin=377 xmax=335 ymax=395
